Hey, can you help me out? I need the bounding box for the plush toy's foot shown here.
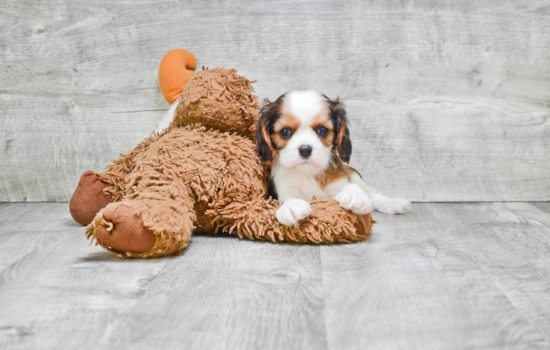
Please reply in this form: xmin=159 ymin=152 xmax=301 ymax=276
xmin=96 ymin=205 xmax=156 ymax=254
xmin=86 ymin=200 xmax=193 ymax=258
xmin=70 ymin=171 xmax=112 ymax=225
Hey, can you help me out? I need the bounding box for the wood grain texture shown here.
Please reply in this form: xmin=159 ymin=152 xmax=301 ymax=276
xmin=2 ymin=202 xmax=550 ymax=349
xmin=425 ymin=202 xmax=550 ymax=346
xmin=100 ymin=237 xmax=327 ymax=350
xmin=1 ymin=0 xmax=550 ymax=201
xmin=320 ymin=203 xmax=550 ymax=349
xmin=0 ymin=203 xmax=326 ymax=350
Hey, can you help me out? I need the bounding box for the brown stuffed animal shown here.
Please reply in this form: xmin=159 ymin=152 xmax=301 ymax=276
xmin=69 ymin=49 xmax=374 ymax=258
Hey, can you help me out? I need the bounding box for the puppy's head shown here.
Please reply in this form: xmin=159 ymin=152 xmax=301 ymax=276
xmin=256 ymin=90 xmax=351 ymax=172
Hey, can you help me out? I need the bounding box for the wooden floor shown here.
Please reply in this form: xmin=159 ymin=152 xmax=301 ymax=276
xmin=0 ymin=202 xmax=549 ymax=349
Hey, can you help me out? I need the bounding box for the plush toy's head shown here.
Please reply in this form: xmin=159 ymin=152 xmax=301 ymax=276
xmin=174 ymin=68 xmax=261 ymax=140
xmin=158 ymin=50 xmax=261 ymax=140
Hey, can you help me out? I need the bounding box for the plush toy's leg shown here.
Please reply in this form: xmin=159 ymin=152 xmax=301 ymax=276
xmin=70 ymin=134 xmax=163 ymax=226
xmin=95 ymin=205 xmax=156 ymax=253
xmin=96 ymin=134 xmax=160 ymax=202
xmin=86 ymin=175 xmax=196 ymax=258
xmin=70 ymin=171 xmax=112 ymax=225
xmin=211 ymin=197 xmax=375 ymax=244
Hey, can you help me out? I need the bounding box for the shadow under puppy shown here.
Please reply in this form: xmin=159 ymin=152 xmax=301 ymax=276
xmin=256 ymin=90 xmax=411 ymax=227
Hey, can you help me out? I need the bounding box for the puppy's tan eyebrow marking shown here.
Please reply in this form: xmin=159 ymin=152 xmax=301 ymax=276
xmin=273 ymin=112 xmax=301 ymax=132
xmin=270 ymin=112 xmax=300 ymax=150
xmin=309 ymin=112 xmax=332 ymax=128
xmin=309 ymin=112 xmax=334 ymax=147
xmin=311 ymin=119 xmax=334 ymax=132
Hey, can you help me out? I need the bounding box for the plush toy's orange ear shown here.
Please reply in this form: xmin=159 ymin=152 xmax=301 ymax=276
xmin=158 ymin=49 xmax=197 ymax=104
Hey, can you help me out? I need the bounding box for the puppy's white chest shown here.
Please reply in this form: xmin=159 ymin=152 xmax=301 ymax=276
xmin=273 ymin=169 xmax=327 ymax=202
xmin=290 ymin=178 xmax=326 ymax=202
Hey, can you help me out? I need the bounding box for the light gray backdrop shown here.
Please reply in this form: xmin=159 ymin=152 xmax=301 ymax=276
xmin=1 ymin=0 xmax=549 ymax=202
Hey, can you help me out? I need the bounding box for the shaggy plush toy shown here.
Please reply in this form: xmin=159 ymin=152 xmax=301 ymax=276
xmin=69 ymin=49 xmax=374 ymax=258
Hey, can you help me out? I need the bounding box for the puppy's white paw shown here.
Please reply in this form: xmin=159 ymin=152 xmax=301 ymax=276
xmin=276 ymin=198 xmax=313 ymax=227
xmin=334 ymin=184 xmax=373 ymax=215
xmin=372 ymin=194 xmax=411 ymax=214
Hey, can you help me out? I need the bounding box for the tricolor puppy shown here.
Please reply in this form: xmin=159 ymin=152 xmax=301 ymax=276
xmin=256 ymin=90 xmax=411 ymax=227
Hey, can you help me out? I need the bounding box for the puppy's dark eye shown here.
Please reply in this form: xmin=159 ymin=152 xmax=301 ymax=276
xmin=280 ymin=128 xmax=292 ymax=139
xmin=317 ymin=126 xmax=329 ymax=137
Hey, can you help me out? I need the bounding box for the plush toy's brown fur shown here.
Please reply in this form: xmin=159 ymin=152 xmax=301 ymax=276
xmin=174 ymin=68 xmax=260 ymax=140
xmin=70 ymin=64 xmax=374 ymax=258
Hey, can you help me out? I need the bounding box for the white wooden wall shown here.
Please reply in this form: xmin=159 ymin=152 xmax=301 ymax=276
xmin=1 ymin=0 xmax=549 ymax=202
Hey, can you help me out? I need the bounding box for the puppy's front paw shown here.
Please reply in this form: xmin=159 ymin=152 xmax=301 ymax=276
xmin=372 ymin=194 xmax=411 ymax=214
xmin=276 ymin=198 xmax=312 ymax=227
xmin=334 ymin=183 xmax=372 ymax=215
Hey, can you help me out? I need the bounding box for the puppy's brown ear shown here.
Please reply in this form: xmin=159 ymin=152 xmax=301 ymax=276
xmin=260 ymin=124 xmax=277 ymax=161
xmin=328 ymin=97 xmax=352 ymax=163
xmin=336 ymin=121 xmax=352 ymax=163
xmin=255 ymin=99 xmax=278 ymax=162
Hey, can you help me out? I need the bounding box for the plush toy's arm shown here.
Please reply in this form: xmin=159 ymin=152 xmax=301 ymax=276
xmin=210 ymin=197 xmax=374 ymax=244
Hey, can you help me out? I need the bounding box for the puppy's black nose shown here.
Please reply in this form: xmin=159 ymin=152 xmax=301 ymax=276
xmin=299 ymin=145 xmax=312 ymax=159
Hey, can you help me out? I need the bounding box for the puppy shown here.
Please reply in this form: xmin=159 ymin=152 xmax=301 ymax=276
xmin=256 ymin=90 xmax=411 ymax=227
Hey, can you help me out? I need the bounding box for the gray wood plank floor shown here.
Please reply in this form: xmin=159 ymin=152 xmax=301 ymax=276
xmin=1 ymin=202 xmax=549 ymax=349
